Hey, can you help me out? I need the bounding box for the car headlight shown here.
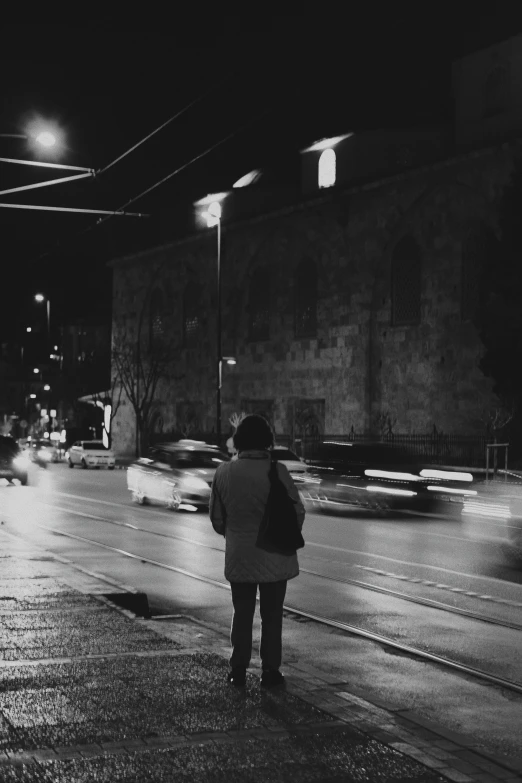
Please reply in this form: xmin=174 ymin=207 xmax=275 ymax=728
xmin=181 ymin=476 xmax=209 ymax=490
xmin=13 ymin=456 xmax=30 ymax=470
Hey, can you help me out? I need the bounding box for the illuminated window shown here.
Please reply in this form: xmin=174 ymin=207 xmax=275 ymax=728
xmin=248 ymin=267 xmax=270 ymax=341
xmin=391 ymin=236 xmax=422 ymax=326
xmin=149 ymin=289 xmax=164 ymax=350
xmin=318 ymin=148 xmax=336 ymax=189
xmin=294 ymin=259 xmax=318 ymax=337
xmin=183 ymin=281 xmax=202 ymax=346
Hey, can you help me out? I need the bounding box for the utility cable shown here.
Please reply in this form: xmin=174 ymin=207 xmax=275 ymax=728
xmin=95 ymin=88 xmax=214 ymax=178
xmin=93 ymin=101 xmax=276 ymax=230
xmin=30 ymin=99 xmax=277 ymax=263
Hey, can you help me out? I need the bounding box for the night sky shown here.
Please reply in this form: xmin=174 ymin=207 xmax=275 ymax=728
xmin=1 ymin=11 xmax=520 ymax=341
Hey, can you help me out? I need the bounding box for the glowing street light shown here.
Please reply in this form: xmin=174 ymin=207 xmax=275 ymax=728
xmin=26 ymin=326 xmax=31 ymax=333
xmin=33 ymin=368 xmax=40 ymax=374
xmin=202 ymin=200 xmax=222 ymax=228
xmin=35 ymin=131 xmax=56 ymax=148
xmin=43 ymin=384 xmax=51 ymax=391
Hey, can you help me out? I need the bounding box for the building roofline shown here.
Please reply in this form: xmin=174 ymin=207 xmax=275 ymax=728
xmin=108 ymin=135 xmax=521 ymax=269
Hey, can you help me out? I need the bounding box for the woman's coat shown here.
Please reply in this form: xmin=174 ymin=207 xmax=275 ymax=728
xmin=210 ymin=450 xmax=305 ymax=583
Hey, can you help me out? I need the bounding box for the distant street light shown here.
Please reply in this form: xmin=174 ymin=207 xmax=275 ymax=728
xmin=33 ymin=368 xmax=40 ymax=374
xmin=43 ymin=384 xmax=51 ymax=391
xmin=26 ymin=326 xmax=31 ymax=333
xmin=34 ymin=293 xmax=51 ymax=351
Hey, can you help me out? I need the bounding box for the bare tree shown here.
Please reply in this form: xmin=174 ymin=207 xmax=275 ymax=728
xmin=225 ymin=411 xmax=246 ymax=455
xmin=112 ymin=315 xmax=180 ymax=457
xmin=479 ymin=401 xmax=515 ymax=440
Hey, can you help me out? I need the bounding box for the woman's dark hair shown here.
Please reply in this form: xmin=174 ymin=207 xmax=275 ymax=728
xmin=233 ymin=414 xmax=274 ymax=451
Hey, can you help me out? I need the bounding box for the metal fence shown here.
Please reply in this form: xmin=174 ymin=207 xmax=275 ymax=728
xmin=288 ymin=432 xmax=489 ymax=468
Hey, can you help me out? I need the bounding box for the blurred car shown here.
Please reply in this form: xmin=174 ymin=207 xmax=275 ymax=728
xmin=462 ymin=478 xmax=522 ymax=564
xmin=300 ymin=441 xmax=476 ymax=514
xmin=29 ymin=439 xmax=61 ymax=465
xmin=68 ymin=440 xmax=116 ymax=469
xmin=127 ymin=439 xmax=229 ymax=511
xmin=0 ymin=435 xmax=30 ymax=485
xmin=272 ymin=446 xmax=309 ymax=479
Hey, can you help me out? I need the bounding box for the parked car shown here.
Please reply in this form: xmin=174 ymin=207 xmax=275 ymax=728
xmin=0 ymin=435 xmax=30 ymax=485
xmin=68 ymin=440 xmax=116 ymax=469
xmin=300 ymin=441 xmax=476 ymax=514
xmin=127 ymin=439 xmax=229 ymax=511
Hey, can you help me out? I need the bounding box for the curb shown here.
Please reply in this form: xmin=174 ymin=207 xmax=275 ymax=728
xmin=2 ymin=532 xmax=521 ymax=780
xmin=143 ymin=613 xmax=522 ymax=781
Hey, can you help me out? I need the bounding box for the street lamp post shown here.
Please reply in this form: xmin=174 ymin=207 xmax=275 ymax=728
xmin=216 ymin=210 xmax=222 ymax=443
xmin=0 ymin=131 xmax=57 ymax=147
xmin=198 ymin=197 xmax=225 ymax=443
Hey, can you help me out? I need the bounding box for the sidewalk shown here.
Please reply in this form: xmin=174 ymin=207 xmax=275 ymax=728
xmin=0 ymin=532 xmax=521 ymax=782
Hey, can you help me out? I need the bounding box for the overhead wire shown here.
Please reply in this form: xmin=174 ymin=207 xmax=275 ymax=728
xmin=29 ymin=98 xmax=279 ymax=263
xmin=28 ymin=54 xmax=302 ymax=264
xmin=93 ymin=102 xmax=277 ymax=230
xmin=94 ymin=88 xmax=214 ymax=178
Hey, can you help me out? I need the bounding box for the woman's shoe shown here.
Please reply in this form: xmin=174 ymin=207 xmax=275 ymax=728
xmin=261 ymin=670 xmax=285 ymax=689
xmin=227 ymin=667 xmax=246 ymax=687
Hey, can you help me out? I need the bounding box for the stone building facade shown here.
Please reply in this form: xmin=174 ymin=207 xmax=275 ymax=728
xmin=110 ymin=34 xmax=522 ymax=456
xmin=110 ymin=140 xmax=521 ymax=456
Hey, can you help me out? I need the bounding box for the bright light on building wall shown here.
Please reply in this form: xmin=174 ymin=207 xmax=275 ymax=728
xmin=233 ymin=169 xmax=262 ymax=188
xmin=103 ymin=404 xmax=112 ymax=449
xmin=318 ymin=148 xmax=336 ymax=189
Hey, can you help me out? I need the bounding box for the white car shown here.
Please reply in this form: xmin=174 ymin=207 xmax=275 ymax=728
xmin=68 ymin=440 xmax=116 ymax=469
xmin=127 ymin=440 xmax=229 ymax=510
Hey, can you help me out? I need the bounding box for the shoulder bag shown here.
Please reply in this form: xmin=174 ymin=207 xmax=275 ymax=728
xmin=255 ymin=459 xmax=305 ymax=556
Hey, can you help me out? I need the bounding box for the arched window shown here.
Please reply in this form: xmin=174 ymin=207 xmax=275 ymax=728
xmin=183 ymin=280 xmax=202 ymax=346
xmin=391 ymin=236 xmax=422 ymax=326
xmin=248 ymin=267 xmax=270 ymax=341
xmin=482 ymin=64 xmax=510 ymax=118
xmin=149 ymin=289 xmax=164 ymax=350
xmin=461 ymin=225 xmax=497 ymax=322
xmin=318 ymin=148 xmax=336 ymax=189
xmin=294 ymin=259 xmax=318 ymax=338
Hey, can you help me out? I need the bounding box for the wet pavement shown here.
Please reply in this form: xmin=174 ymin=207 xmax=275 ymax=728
xmin=0 ymin=531 xmax=521 ymax=781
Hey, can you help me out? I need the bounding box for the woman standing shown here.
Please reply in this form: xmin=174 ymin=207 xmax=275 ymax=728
xmin=210 ymin=414 xmax=305 ymax=688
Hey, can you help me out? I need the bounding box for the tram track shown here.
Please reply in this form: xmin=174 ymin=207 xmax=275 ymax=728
xmin=34 ymin=500 xmax=522 ymax=632
xmin=7 ymin=510 xmax=522 ymax=697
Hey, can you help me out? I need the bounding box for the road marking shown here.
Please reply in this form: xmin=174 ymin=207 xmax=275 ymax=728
xmin=28 ymin=494 xmax=522 ymax=593
xmin=355 ymin=566 xmax=522 ymax=608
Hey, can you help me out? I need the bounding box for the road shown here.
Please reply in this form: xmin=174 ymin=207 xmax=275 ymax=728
xmin=1 ymin=463 xmax=522 ymax=757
